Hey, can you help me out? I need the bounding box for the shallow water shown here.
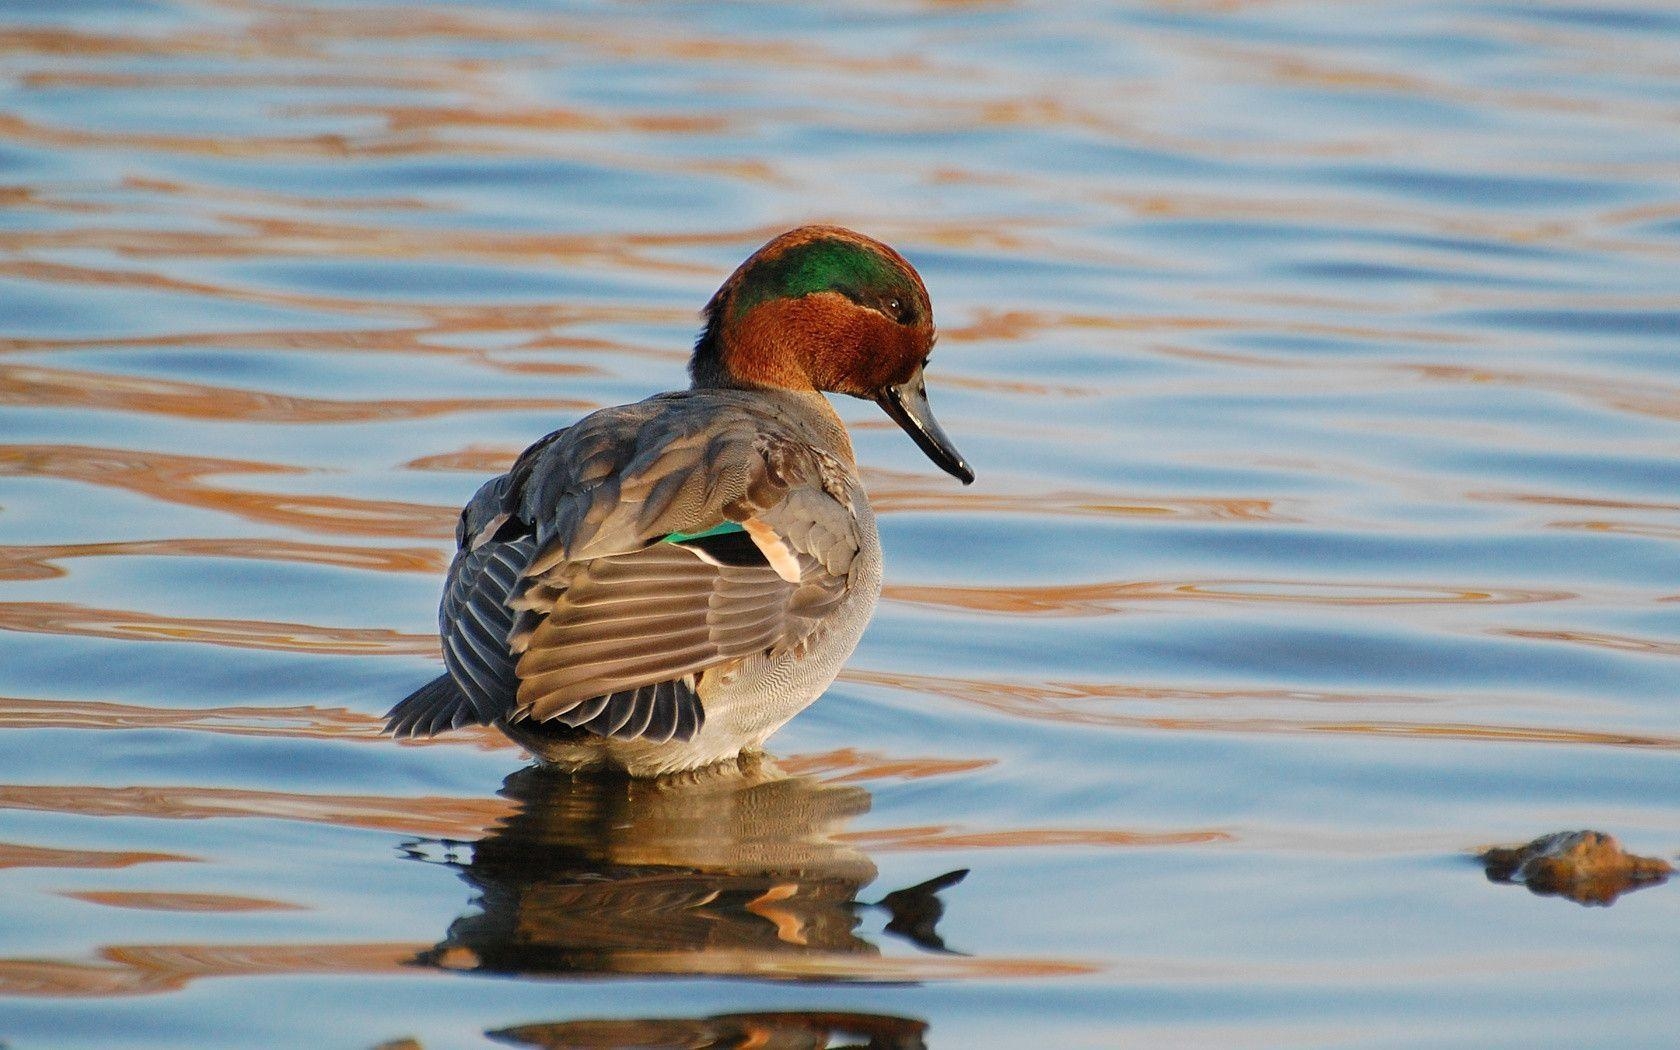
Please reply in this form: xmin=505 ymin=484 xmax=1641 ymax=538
xmin=2 ymin=1 xmax=1678 ymax=1046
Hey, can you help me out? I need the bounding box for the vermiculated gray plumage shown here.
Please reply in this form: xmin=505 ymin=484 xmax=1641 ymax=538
xmin=385 ymin=388 xmax=873 ymax=771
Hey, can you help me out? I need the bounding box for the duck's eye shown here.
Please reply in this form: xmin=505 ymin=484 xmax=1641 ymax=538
xmin=884 ymin=297 xmax=910 ymax=324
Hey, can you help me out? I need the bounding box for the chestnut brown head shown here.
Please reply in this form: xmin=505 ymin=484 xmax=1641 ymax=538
xmin=691 ymin=225 xmax=972 ymax=484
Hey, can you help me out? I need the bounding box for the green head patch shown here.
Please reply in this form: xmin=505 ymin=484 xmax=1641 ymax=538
xmin=730 ymin=236 xmax=924 ymax=323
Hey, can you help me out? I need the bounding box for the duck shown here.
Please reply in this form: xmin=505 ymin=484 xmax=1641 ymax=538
xmin=386 ymin=225 xmax=972 ymax=776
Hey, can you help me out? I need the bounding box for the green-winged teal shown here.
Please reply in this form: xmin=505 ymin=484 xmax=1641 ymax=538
xmin=386 ymin=225 xmax=971 ymax=775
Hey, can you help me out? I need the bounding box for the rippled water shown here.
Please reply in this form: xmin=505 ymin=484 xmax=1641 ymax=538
xmin=3 ymin=2 xmax=1678 ymax=1046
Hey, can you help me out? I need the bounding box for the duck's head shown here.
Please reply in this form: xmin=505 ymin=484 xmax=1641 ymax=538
xmin=692 ymin=225 xmax=973 ymax=485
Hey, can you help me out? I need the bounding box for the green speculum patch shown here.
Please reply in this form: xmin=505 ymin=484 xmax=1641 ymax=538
xmin=663 ymin=521 xmax=746 ymax=544
xmin=732 ymin=239 xmax=917 ymax=321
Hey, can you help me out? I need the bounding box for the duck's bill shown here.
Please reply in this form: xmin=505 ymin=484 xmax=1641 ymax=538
xmin=876 ymin=374 xmax=974 ymax=485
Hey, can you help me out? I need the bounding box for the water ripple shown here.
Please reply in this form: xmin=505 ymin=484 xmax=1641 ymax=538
xmin=2 ymin=0 xmax=1678 ymax=1044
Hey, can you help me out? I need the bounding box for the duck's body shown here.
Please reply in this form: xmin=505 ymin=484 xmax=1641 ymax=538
xmin=386 ymin=226 xmax=970 ymax=776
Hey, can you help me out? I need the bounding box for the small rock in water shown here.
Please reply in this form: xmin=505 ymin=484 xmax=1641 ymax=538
xmin=1481 ymin=830 xmax=1673 ymax=906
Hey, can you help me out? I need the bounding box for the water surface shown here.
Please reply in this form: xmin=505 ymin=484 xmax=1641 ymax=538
xmin=2 ymin=2 xmax=1678 ymax=1047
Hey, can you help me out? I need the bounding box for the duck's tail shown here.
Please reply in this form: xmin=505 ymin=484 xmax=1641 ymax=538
xmin=385 ymin=674 xmax=480 ymax=738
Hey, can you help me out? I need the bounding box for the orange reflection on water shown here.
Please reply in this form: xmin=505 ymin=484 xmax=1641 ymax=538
xmin=336 ymin=102 xmax=732 ymax=137
xmin=841 ymin=825 xmax=1231 ymax=851
xmin=117 ymin=174 xmax=428 ymax=213
xmin=402 ymin=444 xmax=521 ymax=474
xmin=1468 ymin=493 xmax=1680 ymax=544
xmin=0 ymin=325 xmax=447 ymax=361
xmin=0 ymin=601 xmax=436 ymax=655
xmin=0 ymin=363 xmax=590 ymax=424
xmin=0 ymin=444 xmax=456 ymax=538
xmin=0 ymin=841 xmax=191 ymax=871
xmin=1561 ymin=521 xmax=1680 ymax=542
xmin=885 ymin=578 xmax=1573 ymax=617
xmin=1470 ymin=489 xmax=1680 ymax=514
xmin=0 ymin=941 xmax=425 ymax=999
xmin=1498 ymin=628 xmax=1680 ymax=659
xmin=21 ymin=69 xmax=455 ymax=92
xmin=862 ymin=467 xmax=1288 ymax=522
xmin=0 ymin=783 xmax=513 ymax=840
xmin=0 ymin=537 xmax=445 ymax=582
xmin=1407 ymin=362 xmax=1680 ymax=425
xmin=0 ymin=107 xmax=475 ymax=163
xmin=64 ymin=891 xmax=302 ymax=913
xmin=778 ymin=747 xmax=994 ymax=783
xmin=0 ymin=937 xmax=1090 ymax=999
xmin=0 ymin=254 xmax=390 ymax=315
xmin=936 ymin=305 xmax=1471 ymax=352
xmin=845 ymin=668 xmax=1680 ymax=752
xmin=0 ymin=694 xmax=481 ymax=745
xmin=0 ymin=693 xmax=512 ymax=751
xmin=0 ymin=25 xmax=271 ymax=60
xmin=1 ymin=211 xmax=766 ymax=276
xmin=1226 ymin=29 xmax=1680 ymax=131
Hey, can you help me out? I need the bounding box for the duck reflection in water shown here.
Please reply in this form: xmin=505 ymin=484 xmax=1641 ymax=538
xmin=402 ymin=758 xmax=968 ymax=981
xmin=490 ymin=1010 xmax=927 ymax=1050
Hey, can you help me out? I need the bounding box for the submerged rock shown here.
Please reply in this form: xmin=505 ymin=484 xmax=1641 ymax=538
xmin=1482 ymin=830 xmax=1673 ymax=906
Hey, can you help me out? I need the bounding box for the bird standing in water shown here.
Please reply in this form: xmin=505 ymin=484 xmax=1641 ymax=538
xmin=386 ymin=226 xmax=972 ymax=776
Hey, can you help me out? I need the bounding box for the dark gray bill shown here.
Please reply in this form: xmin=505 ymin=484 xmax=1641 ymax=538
xmin=876 ymin=372 xmax=974 ymax=485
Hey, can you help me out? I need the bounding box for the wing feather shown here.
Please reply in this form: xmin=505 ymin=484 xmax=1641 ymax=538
xmin=385 ymin=674 xmax=470 ymax=737
xmin=641 ymin=681 xmax=680 ymax=744
xmin=612 ymin=688 xmax=658 ymax=739
xmin=389 ymin=390 xmax=867 ymax=747
xmin=560 ymin=694 xmax=611 ymax=726
xmin=670 ymin=681 xmax=701 ymax=741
